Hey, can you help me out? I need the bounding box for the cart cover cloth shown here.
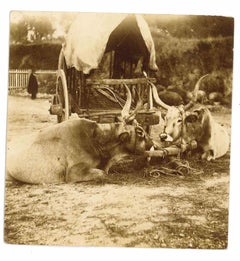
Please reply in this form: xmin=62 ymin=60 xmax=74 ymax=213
xmin=63 ymin=13 xmax=158 ymax=74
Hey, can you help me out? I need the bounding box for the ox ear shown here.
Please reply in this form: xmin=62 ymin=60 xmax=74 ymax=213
xmin=118 ymin=131 xmax=131 ymax=143
xmin=185 ymin=113 xmax=199 ymax=123
xmin=185 ymin=108 xmax=205 ymax=123
xmin=161 ymin=111 xmax=166 ymax=120
xmin=193 ymin=108 xmax=206 ymax=120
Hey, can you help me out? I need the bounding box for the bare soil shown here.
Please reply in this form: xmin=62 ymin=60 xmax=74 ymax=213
xmin=4 ymin=96 xmax=231 ymax=249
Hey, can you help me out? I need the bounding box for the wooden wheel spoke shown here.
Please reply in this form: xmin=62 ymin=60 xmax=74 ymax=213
xmin=56 ymin=69 xmax=69 ymax=123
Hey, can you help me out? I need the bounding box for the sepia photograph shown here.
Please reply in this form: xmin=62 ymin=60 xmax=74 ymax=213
xmin=3 ymin=10 xmax=234 ymax=250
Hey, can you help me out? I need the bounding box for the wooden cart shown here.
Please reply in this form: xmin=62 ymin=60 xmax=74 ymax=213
xmin=49 ymin=13 xmax=160 ymax=128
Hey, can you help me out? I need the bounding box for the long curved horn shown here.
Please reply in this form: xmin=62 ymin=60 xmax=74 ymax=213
xmin=184 ymin=74 xmax=209 ymax=110
xmin=150 ymin=81 xmax=171 ymax=110
xmin=121 ymin=86 xmax=143 ymax=123
xmin=192 ymin=74 xmax=209 ymax=102
xmin=132 ymin=86 xmax=143 ymax=112
xmin=143 ymin=70 xmax=170 ymax=110
xmin=121 ymin=83 xmax=132 ymax=120
xmin=125 ymin=89 xmax=143 ymax=122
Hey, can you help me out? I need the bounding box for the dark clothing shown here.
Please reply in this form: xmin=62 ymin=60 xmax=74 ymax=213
xmin=27 ymin=73 xmax=38 ymax=99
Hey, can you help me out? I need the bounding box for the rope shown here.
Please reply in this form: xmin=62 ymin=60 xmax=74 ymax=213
xmin=146 ymin=158 xmax=203 ymax=179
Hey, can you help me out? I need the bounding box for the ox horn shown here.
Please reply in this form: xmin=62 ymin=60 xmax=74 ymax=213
xmin=127 ymin=89 xmax=143 ymax=122
xmin=121 ymin=83 xmax=132 ymax=120
xmin=122 ymin=84 xmax=143 ymax=123
xmin=184 ymin=74 xmax=209 ymax=110
xmin=143 ymin=70 xmax=170 ymax=110
xmin=150 ymin=81 xmax=171 ymax=110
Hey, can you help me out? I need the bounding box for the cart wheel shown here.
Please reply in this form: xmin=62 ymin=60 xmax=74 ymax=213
xmin=56 ymin=69 xmax=69 ymax=123
xmin=58 ymin=48 xmax=66 ymax=71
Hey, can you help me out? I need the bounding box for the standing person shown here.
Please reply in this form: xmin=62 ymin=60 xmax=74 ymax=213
xmin=27 ymin=69 xmax=38 ymax=99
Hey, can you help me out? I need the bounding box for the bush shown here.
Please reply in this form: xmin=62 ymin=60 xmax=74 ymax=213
xmin=152 ymin=35 xmax=233 ymax=106
xmin=9 ymin=30 xmax=233 ymax=106
xmin=153 ymin=36 xmax=233 ymax=86
xmin=9 ymin=43 xmax=62 ymax=70
xmin=36 ymin=73 xmax=56 ymax=94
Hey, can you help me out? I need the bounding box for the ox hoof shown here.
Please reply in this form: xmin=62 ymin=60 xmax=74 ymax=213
xmin=201 ymin=151 xmax=214 ymax=161
xmin=207 ymin=156 xmax=214 ymax=161
xmin=84 ymin=168 xmax=107 ymax=183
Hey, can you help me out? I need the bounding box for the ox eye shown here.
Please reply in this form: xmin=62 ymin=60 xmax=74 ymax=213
xmin=177 ymin=118 xmax=182 ymax=123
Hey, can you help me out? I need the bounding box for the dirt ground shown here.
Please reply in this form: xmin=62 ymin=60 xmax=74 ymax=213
xmin=4 ymin=95 xmax=231 ymax=249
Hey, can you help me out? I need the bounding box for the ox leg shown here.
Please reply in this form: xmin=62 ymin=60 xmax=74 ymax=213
xmin=66 ymin=164 xmax=105 ymax=183
xmin=87 ymin=168 xmax=106 ymax=181
xmin=103 ymin=154 xmax=127 ymax=175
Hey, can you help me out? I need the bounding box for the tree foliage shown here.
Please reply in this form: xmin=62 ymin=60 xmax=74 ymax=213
xmin=10 ymin=14 xmax=54 ymax=43
xmin=10 ymin=13 xmax=234 ymax=44
xmin=10 ymin=20 xmax=28 ymax=43
xmin=144 ymin=14 xmax=234 ymax=38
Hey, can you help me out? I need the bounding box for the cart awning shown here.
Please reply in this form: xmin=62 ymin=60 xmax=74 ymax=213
xmin=63 ymin=13 xmax=158 ymax=74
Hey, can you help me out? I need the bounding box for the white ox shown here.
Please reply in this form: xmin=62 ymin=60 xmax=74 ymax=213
xmin=6 ymin=86 xmax=153 ymax=184
xmin=149 ymin=75 xmax=229 ymax=160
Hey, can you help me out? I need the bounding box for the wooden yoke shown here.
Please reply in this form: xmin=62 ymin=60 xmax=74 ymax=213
xmin=145 ymin=140 xmax=198 ymax=158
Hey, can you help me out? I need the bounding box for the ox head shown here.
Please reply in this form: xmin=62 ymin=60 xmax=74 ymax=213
xmin=150 ymin=74 xmax=209 ymax=142
xmin=183 ymin=107 xmax=211 ymax=143
xmin=116 ymin=121 xmax=153 ymax=154
xmin=94 ymin=84 xmax=153 ymax=155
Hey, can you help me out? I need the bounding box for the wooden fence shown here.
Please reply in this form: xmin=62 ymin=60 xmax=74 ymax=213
xmin=8 ymin=69 xmax=57 ymax=91
xmin=9 ymin=69 xmax=30 ymax=90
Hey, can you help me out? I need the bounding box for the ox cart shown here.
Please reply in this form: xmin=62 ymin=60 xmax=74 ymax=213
xmin=49 ymin=13 xmax=195 ymax=159
xmin=49 ymin=14 xmax=159 ymax=126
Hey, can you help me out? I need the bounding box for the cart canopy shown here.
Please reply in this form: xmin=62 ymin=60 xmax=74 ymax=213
xmin=63 ymin=13 xmax=158 ymax=74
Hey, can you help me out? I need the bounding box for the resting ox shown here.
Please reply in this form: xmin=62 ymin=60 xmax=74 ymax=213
xmin=149 ymin=75 xmax=229 ymax=160
xmin=6 ymin=86 xmax=153 ymax=184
